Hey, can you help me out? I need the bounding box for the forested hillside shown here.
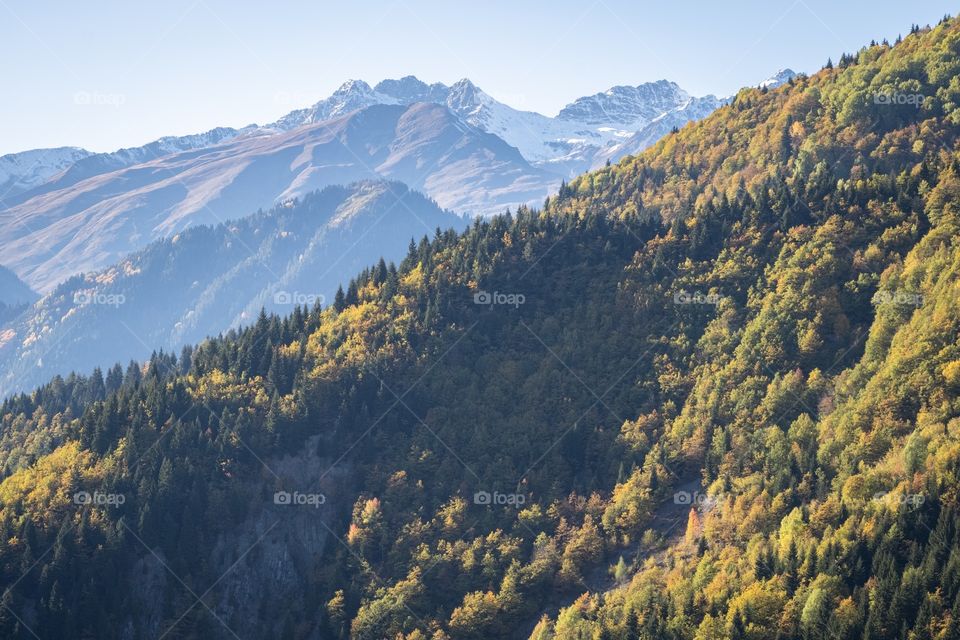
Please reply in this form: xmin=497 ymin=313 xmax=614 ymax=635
xmin=1 ymin=15 xmax=960 ymax=640
xmin=0 ymin=181 xmax=463 ymax=398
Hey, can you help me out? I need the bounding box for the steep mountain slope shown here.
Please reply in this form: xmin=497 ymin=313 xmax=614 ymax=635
xmin=0 ymin=17 xmax=956 ymax=640
xmin=0 ymin=181 xmax=463 ymax=398
xmin=532 ymin=19 xmax=960 ymax=639
xmin=0 ymin=102 xmax=555 ymax=293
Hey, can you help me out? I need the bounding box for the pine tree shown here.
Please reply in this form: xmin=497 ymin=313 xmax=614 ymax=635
xmin=614 ymin=556 xmax=628 ymax=583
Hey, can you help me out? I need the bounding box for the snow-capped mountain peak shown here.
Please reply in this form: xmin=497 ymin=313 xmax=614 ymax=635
xmin=445 ymin=78 xmax=493 ymax=114
xmin=0 ymin=147 xmax=93 ymax=199
xmin=335 ymin=78 xmax=373 ymax=94
xmin=760 ymin=68 xmax=798 ymax=89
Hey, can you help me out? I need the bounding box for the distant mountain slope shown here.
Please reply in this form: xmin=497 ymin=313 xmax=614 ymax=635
xmin=0 ymin=180 xmax=463 ymax=397
xmin=1 ymin=127 xmax=252 ymax=209
xmin=0 ymin=103 xmax=553 ymax=293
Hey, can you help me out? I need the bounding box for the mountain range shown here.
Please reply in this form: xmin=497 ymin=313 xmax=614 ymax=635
xmin=269 ymin=76 xmax=713 ymax=168
xmin=1 ymin=70 xmax=798 ymax=206
xmin=0 ymin=74 xmax=729 ymax=214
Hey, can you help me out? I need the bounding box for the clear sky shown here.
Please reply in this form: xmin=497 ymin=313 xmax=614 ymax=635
xmin=0 ymin=0 xmax=955 ymax=155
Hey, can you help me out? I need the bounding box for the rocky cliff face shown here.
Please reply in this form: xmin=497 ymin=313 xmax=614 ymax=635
xmin=124 ymin=436 xmax=353 ymax=640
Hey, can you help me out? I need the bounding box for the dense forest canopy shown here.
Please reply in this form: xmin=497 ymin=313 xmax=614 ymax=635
xmin=2 ymin=13 xmax=960 ymax=640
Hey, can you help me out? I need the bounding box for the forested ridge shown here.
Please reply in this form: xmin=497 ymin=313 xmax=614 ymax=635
xmin=2 ymin=15 xmax=960 ymax=640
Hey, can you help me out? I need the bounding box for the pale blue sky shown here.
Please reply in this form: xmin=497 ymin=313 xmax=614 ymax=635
xmin=0 ymin=0 xmax=954 ymax=155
